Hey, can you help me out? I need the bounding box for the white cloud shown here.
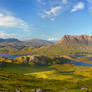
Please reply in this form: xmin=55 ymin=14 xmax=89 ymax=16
xmin=87 ymin=0 xmax=92 ymax=12
xmin=0 ymin=31 xmax=17 ymax=38
xmin=44 ymin=6 xmax=62 ymax=16
xmin=71 ymin=2 xmax=85 ymax=12
xmin=37 ymin=0 xmax=46 ymax=5
xmin=62 ymin=0 xmax=68 ymax=4
xmin=48 ymin=38 xmax=57 ymax=41
xmin=0 ymin=12 xmax=30 ymax=31
xmin=50 ymin=18 xmax=55 ymax=21
xmin=41 ymin=6 xmax=62 ymax=21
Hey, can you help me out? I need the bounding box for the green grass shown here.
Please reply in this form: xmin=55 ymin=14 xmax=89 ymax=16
xmin=1 ymin=64 xmax=92 ymax=92
xmin=2 ymin=63 xmax=53 ymax=74
xmin=2 ymin=63 xmax=92 ymax=81
xmin=62 ymin=55 xmax=92 ymax=63
xmin=26 ymin=64 xmax=92 ymax=81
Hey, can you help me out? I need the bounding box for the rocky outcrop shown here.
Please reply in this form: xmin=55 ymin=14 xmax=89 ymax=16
xmin=58 ymin=35 xmax=92 ymax=45
xmin=13 ymin=55 xmax=71 ymax=65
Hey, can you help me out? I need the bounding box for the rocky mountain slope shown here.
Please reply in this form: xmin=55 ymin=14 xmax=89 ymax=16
xmin=58 ymin=35 xmax=92 ymax=45
xmin=29 ymin=35 xmax=92 ymax=55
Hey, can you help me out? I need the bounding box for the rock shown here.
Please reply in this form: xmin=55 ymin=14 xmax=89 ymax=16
xmin=36 ymin=89 xmax=42 ymax=92
xmin=5 ymin=75 xmax=9 ymax=78
xmin=16 ymin=89 xmax=21 ymax=92
xmin=62 ymin=88 xmax=67 ymax=92
xmin=73 ymin=81 xmax=77 ymax=84
xmin=31 ymin=89 xmax=42 ymax=92
xmin=81 ymin=88 xmax=88 ymax=90
xmin=36 ymin=77 xmax=40 ymax=79
xmin=32 ymin=89 xmax=36 ymax=92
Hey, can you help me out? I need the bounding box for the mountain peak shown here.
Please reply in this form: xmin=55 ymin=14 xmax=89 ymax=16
xmin=58 ymin=35 xmax=92 ymax=45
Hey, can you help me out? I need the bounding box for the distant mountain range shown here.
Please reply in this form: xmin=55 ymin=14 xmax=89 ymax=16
xmin=0 ymin=38 xmax=55 ymax=54
xmin=1 ymin=35 xmax=92 ymax=55
xmin=23 ymin=39 xmax=54 ymax=47
xmin=0 ymin=38 xmax=21 ymax=43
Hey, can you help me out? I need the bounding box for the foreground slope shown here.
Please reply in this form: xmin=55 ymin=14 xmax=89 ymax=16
xmin=1 ymin=64 xmax=92 ymax=92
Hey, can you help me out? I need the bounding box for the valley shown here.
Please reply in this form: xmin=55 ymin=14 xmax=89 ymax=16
xmin=1 ymin=35 xmax=92 ymax=92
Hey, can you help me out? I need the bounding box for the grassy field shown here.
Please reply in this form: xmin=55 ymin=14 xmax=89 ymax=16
xmin=1 ymin=71 xmax=92 ymax=92
xmin=1 ymin=63 xmax=53 ymax=74
xmin=1 ymin=63 xmax=92 ymax=91
xmin=26 ymin=64 xmax=92 ymax=81
xmin=63 ymin=55 xmax=92 ymax=63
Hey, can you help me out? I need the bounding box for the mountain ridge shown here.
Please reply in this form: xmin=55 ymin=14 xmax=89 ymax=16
xmin=1 ymin=35 xmax=92 ymax=55
xmin=23 ymin=38 xmax=54 ymax=47
xmin=57 ymin=35 xmax=92 ymax=45
xmin=28 ymin=34 xmax=92 ymax=55
xmin=0 ymin=38 xmax=55 ymax=54
xmin=0 ymin=38 xmax=21 ymax=43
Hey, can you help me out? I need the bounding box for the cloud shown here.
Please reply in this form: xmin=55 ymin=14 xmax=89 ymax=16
xmin=62 ymin=0 xmax=68 ymax=4
xmin=0 ymin=31 xmax=17 ymax=38
xmin=44 ymin=6 xmax=62 ymax=16
xmin=86 ymin=0 xmax=92 ymax=12
xmin=71 ymin=2 xmax=85 ymax=12
xmin=39 ymin=0 xmax=86 ymax=20
xmin=0 ymin=12 xmax=30 ymax=31
xmin=41 ymin=6 xmax=62 ymax=21
xmin=48 ymin=37 xmax=57 ymax=41
xmin=37 ymin=0 xmax=46 ymax=5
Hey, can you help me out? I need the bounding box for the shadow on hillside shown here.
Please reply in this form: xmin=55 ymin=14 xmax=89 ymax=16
xmin=0 ymin=62 xmax=53 ymax=74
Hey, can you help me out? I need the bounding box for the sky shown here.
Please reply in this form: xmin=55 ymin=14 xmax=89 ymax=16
xmin=0 ymin=0 xmax=92 ymax=41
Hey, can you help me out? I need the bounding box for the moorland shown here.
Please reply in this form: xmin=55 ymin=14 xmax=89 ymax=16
xmin=1 ymin=35 xmax=92 ymax=92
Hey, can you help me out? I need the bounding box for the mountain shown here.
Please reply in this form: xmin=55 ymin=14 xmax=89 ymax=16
xmin=23 ymin=39 xmax=54 ymax=47
xmin=0 ymin=38 xmax=21 ymax=43
xmin=58 ymin=35 xmax=92 ymax=45
xmin=4 ymin=38 xmax=21 ymax=43
xmin=29 ymin=35 xmax=92 ymax=55
xmin=0 ymin=35 xmax=92 ymax=55
xmin=0 ymin=38 xmax=54 ymax=54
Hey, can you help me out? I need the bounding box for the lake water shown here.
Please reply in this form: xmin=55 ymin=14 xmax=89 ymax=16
xmin=68 ymin=60 xmax=92 ymax=66
xmin=67 ymin=55 xmax=92 ymax=66
xmin=0 ymin=54 xmax=29 ymax=59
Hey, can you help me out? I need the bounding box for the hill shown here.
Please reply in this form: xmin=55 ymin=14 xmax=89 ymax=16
xmin=23 ymin=39 xmax=54 ymax=47
xmin=1 ymin=35 xmax=92 ymax=55
xmin=58 ymin=35 xmax=92 ymax=45
xmin=0 ymin=38 xmax=54 ymax=54
xmin=29 ymin=35 xmax=92 ymax=55
xmin=0 ymin=38 xmax=21 ymax=42
xmin=0 ymin=55 xmax=71 ymax=66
